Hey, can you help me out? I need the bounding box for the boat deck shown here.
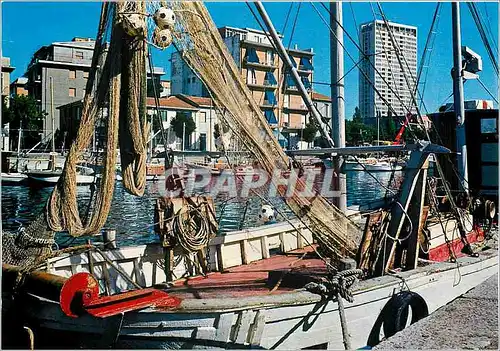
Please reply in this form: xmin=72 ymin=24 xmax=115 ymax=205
xmin=168 ymin=246 xmax=327 ymax=299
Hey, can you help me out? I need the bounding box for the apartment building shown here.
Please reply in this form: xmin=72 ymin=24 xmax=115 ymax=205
xmin=25 ymin=37 xmax=165 ymax=140
xmin=10 ymin=77 xmax=29 ymax=96
xmin=359 ymin=20 xmax=417 ymax=125
xmin=171 ymin=26 xmax=316 ymax=149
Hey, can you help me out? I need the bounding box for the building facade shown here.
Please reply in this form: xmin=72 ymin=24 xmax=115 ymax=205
xmin=25 ymin=37 xmax=165 ymax=140
xmin=1 ymin=57 xmax=15 ymax=107
xmin=58 ymin=94 xmax=219 ymax=154
xmin=10 ymin=77 xmax=29 ymax=96
xmin=25 ymin=38 xmax=95 ymax=139
xmin=171 ymin=26 xmax=317 ymax=149
xmin=359 ymin=20 xmax=417 ymax=125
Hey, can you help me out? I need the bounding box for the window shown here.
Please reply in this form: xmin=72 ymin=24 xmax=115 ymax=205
xmin=264 ymin=91 xmax=276 ymax=105
xmin=301 ymin=76 xmax=312 ymax=90
xmin=299 ymin=57 xmax=313 ymax=71
xmin=199 ymin=111 xmax=207 ymax=123
xmin=284 ymin=94 xmax=290 ymax=108
xmin=69 ymin=88 xmax=76 ymax=97
xmin=285 ymin=74 xmax=296 ymax=89
xmin=288 ymin=54 xmax=297 ymax=68
xmin=282 ymin=112 xmax=289 ymax=123
xmin=244 ymin=47 xmax=259 ymax=63
xmin=74 ymin=51 xmax=84 ymax=59
xmin=481 ymin=118 xmax=497 ymax=134
xmin=265 ymin=50 xmax=275 ymax=65
xmin=83 ymin=71 xmax=89 ymax=79
xmin=264 ymin=71 xmax=277 ymax=86
xmin=264 ymin=110 xmax=277 ymax=124
xmin=246 ymin=68 xmax=257 ymax=85
xmin=69 ymin=70 xmax=76 ymax=79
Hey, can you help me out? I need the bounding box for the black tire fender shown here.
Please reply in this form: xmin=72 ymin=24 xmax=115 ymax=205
xmin=367 ymin=291 xmax=429 ymax=347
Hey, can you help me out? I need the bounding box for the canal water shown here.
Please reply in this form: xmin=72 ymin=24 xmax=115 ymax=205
xmin=1 ymin=171 xmax=401 ymax=247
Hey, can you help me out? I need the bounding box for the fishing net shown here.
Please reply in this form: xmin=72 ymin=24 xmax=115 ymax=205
xmin=3 ymin=1 xmax=361 ymax=268
xmin=3 ymin=2 xmax=149 ymax=266
xmin=160 ymin=2 xmax=361 ymax=259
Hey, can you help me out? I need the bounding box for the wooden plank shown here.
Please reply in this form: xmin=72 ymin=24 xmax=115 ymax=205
xmin=248 ymin=310 xmax=266 ymax=346
xmin=195 ymin=326 xmax=216 ymax=340
xmin=374 ymin=151 xmax=428 ymax=275
xmin=214 ymin=313 xmax=235 ymax=342
xmin=235 ymin=310 xmax=256 ymax=344
xmin=260 ymin=236 xmax=270 ymax=259
xmin=296 ymin=228 xmax=304 ymax=249
xmin=241 ymin=240 xmax=249 ymax=265
xmin=405 ymin=167 xmax=428 ymax=270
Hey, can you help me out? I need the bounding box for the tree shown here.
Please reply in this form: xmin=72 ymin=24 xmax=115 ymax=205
xmin=3 ymin=95 xmax=46 ymax=149
xmin=352 ymin=106 xmax=362 ymax=123
xmin=302 ymin=122 xmax=318 ymax=143
xmin=170 ymin=112 xmax=196 ymax=148
xmin=345 ymin=107 xmax=376 ymax=145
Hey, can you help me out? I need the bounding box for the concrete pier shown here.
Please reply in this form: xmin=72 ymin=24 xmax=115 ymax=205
xmin=375 ymin=274 xmax=498 ymax=349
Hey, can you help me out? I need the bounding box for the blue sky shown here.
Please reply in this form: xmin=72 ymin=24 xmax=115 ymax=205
xmin=2 ymin=1 xmax=498 ymax=119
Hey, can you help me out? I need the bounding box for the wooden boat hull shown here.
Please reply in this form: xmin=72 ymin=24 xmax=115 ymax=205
xmin=27 ymin=173 xmax=96 ymax=185
xmin=2 ymin=243 xmax=496 ymax=349
xmin=1 ymin=172 xmax=28 ymax=185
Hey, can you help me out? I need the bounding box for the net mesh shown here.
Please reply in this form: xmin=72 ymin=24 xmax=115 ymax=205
xmin=3 ymin=1 xmax=361 ymax=267
xmin=164 ymin=2 xmax=361 ymax=260
xmin=3 ymin=2 xmax=149 ymax=266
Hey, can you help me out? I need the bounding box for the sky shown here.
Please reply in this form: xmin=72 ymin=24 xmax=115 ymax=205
xmin=2 ymin=1 xmax=498 ymax=119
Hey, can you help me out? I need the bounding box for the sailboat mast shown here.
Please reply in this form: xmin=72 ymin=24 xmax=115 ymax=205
xmin=253 ymin=1 xmax=334 ymax=147
xmin=330 ymin=2 xmax=347 ymax=212
xmin=50 ymin=76 xmax=56 ymax=171
xmin=451 ymin=2 xmax=468 ymax=192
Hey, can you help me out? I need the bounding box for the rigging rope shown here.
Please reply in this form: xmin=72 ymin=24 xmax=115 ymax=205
xmin=168 ymin=1 xmax=361 ymax=261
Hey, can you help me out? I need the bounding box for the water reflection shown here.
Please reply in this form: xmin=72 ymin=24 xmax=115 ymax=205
xmin=2 ymin=170 xmax=402 ymax=246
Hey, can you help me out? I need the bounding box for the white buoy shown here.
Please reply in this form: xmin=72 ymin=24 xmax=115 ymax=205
xmin=259 ymin=204 xmax=276 ymax=224
xmin=153 ymin=28 xmax=173 ymax=49
xmin=154 ymin=7 xmax=176 ymax=30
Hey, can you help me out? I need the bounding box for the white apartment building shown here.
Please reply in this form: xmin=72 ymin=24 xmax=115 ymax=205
xmin=359 ymin=20 xmax=417 ymax=125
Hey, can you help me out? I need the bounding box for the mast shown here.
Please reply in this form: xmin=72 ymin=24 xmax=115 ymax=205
xmin=330 ymin=2 xmax=347 ymax=212
xmin=49 ymin=76 xmax=56 ymax=171
xmin=254 ymin=2 xmax=334 ymax=147
xmin=16 ymin=123 xmax=22 ymax=171
xmin=451 ymin=2 xmax=468 ymax=192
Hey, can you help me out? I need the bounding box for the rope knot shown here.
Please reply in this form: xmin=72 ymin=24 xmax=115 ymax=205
xmin=305 ymin=269 xmax=363 ymax=303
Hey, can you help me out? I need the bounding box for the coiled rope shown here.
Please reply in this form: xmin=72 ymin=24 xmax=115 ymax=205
xmin=171 ymin=201 xmax=212 ymax=253
xmin=304 ymin=269 xmax=363 ymax=303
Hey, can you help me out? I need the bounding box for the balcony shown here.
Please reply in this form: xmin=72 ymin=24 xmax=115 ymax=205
xmin=247 ymin=72 xmax=278 ymax=90
xmin=283 ymin=105 xmax=309 ymax=113
xmin=264 ymin=110 xmax=278 ymax=125
xmin=243 ymin=47 xmax=277 ymax=70
xmin=248 ymin=82 xmax=278 ymax=90
xmin=243 ymin=61 xmax=277 ymax=70
xmin=281 ymin=121 xmax=304 ymax=130
xmin=297 ymin=57 xmax=314 ymax=73
xmin=260 ymin=91 xmax=277 ymax=108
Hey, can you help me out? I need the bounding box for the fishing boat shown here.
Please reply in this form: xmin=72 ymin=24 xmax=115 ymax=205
xmin=2 ymin=2 xmax=497 ymax=350
xmin=26 ymin=165 xmax=96 ymax=186
xmin=1 ymin=172 xmax=28 ymax=184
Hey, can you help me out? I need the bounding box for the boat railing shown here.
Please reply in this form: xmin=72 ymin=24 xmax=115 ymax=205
xmin=45 ymin=220 xmax=314 ymax=294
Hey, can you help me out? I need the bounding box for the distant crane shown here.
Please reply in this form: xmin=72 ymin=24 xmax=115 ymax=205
xmin=392 ymin=113 xmax=412 ymax=145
